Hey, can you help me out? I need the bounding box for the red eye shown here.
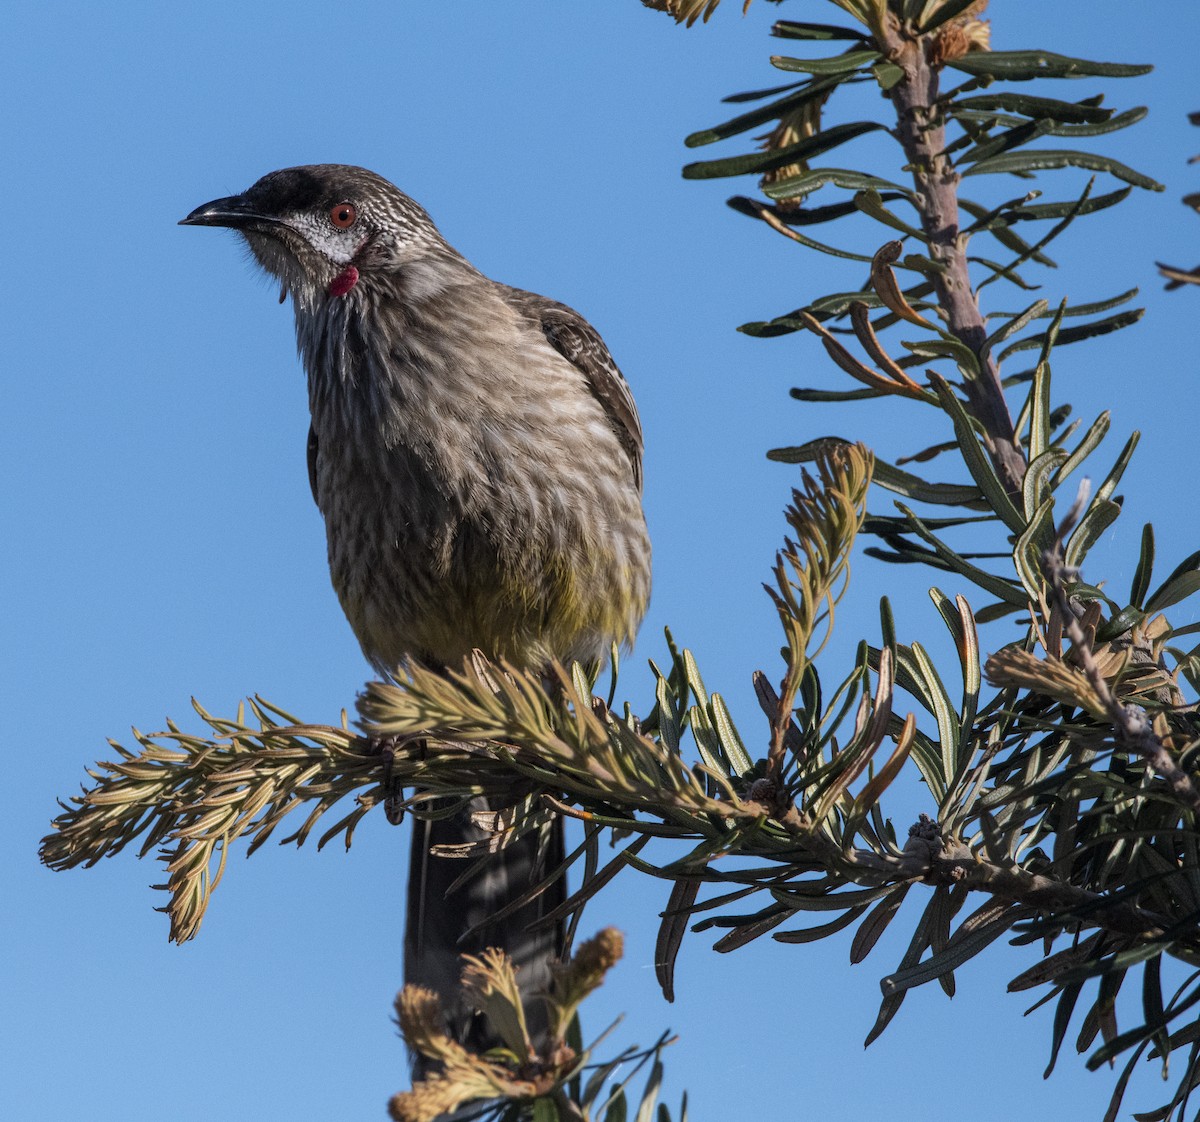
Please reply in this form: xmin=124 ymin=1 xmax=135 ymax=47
xmin=330 ymin=203 xmax=357 ymax=229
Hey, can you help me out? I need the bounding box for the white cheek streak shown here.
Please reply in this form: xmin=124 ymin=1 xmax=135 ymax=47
xmin=290 ymin=212 xmax=357 ymax=265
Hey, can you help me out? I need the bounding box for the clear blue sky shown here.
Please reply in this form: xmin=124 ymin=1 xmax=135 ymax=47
xmin=6 ymin=2 xmax=1200 ymax=1119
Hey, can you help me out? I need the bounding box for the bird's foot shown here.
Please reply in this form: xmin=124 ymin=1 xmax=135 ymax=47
xmin=371 ymin=734 xmax=409 ymax=826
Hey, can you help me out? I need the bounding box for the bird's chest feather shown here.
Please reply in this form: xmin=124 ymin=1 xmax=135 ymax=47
xmin=296 ymin=295 xmax=618 ymax=667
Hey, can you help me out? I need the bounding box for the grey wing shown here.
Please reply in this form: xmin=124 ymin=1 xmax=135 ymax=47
xmin=499 ymin=285 xmax=644 ymax=493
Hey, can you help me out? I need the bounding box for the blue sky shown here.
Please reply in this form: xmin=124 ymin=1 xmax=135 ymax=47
xmin=7 ymin=2 xmax=1200 ymax=1119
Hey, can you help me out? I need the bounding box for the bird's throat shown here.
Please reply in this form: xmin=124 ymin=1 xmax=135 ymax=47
xmin=329 ymin=265 xmax=359 ymax=298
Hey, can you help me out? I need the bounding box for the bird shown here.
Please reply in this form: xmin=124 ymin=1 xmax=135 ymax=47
xmin=180 ymin=164 xmax=651 ymax=1065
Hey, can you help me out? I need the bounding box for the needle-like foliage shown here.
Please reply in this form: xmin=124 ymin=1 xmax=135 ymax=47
xmin=41 ymin=3 xmax=1200 ymax=1119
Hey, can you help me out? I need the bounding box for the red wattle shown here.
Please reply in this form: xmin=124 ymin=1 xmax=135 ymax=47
xmin=329 ymin=265 xmax=359 ymax=298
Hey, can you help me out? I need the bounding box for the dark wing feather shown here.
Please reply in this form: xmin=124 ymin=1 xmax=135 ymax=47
xmin=499 ymin=285 xmax=644 ymax=493
xmin=307 ymin=423 xmax=320 ymax=507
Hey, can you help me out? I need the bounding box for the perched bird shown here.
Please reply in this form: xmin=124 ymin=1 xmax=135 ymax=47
xmin=180 ymin=165 xmax=651 ymax=1061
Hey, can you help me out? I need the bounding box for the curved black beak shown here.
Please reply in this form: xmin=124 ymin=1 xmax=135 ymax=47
xmin=179 ymin=195 xmax=281 ymax=230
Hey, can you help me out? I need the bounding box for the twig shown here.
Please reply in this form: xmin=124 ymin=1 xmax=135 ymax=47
xmin=877 ymin=18 xmax=1027 ymax=495
xmin=1040 ymin=484 xmax=1200 ymax=814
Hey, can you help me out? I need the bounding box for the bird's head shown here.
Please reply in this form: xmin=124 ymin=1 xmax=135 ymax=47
xmin=180 ymin=165 xmax=444 ymax=300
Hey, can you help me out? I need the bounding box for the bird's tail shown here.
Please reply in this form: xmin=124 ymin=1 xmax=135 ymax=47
xmin=404 ymin=794 xmax=565 ymax=1068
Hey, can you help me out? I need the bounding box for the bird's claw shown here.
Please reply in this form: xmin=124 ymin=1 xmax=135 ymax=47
xmin=373 ymin=734 xmax=407 ymax=826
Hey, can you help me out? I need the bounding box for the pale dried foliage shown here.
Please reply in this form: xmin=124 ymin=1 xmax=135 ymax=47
xmin=391 ymin=985 xmax=535 ymax=1122
xmin=985 ymin=646 xmax=1107 ymax=717
xmin=390 ymin=929 xmax=626 ymax=1122
xmin=640 ymin=0 xmax=752 ymax=28
xmin=760 ymin=95 xmax=831 ymax=207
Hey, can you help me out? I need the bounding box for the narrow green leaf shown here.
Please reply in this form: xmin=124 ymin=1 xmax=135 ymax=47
xmin=960 ymin=188 xmax=1043 ymax=232
xmin=1130 ymin=524 xmax=1155 ymax=610
xmin=969 ymin=255 xmax=1038 ymax=290
xmin=879 ymin=596 xmax=896 ymax=652
xmin=878 ymin=656 xmax=942 ymax=788
xmin=688 ymin=705 xmax=726 ymax=779
xmin=1086 ymin=996 xmax=1168 ymax=1069
xmin=909 ymin=642 xmax=958 ymax=795
xmin=881 ymin=906 xmax=1017 ymax=996
xmin=954 ymin=109 xmax=1150 ymax=141
xmin=993 ymin=289 xmax=1138 ymax=321
xmin=1145 ymin=569 xmax=1200 ymax=614
xmin=1022 ymin=449 xmax=1066 ymax=526
xmin=928 ymin=589 xmax=980 ymax=767
xmin=1045 ymin=982 xmax=1086 ymax=1077
xmin=1142 ymin=954 xmax=1166 ymax=1040
xmin=720 ymin=80 xmax=807 ymax=104
xmin=685 ymin=75 xmax=841 ymax=148
xmin=1094 ymin=1040 xmax=1154 ymax=1121
xmin=951 ymin=108 xmax=1043 ymax=133
xmin=683 ymin=121 xmax=886 ymax=180
xmin=1096 ymin=430 xmax=1140 ymax=503
xmin=860 ymin=457 xmax=988 ymax=508
xmin=754 ymin=221 xmax=876 ymax=262
xmin=770 ymin=49 xmax=880 ymax=75
xmin=653 ymin=667 xmax=680 ymax=755
xmin=745 ymin=316 xmax=835 ymax=339
xmin=605 ymin=1091 xmax=628 ymax=1122
xmin=682 ymin=650 xmax=709 ymax=709
xmin=997 ymin=309 xmax=1145 ymax=362
xmin=709 ymin=693 xmax=754 ymax=777
xmin=767 ymin=437 xmax=852 ymax=465
xmin=850 ymin=885 xmax=911 ymax=963
xmin=656 ymin=878 xmax=700 ymax=1003
xmin=1004 ymin=186 xmax=1132 ymax=221
xmin=901 ymin=337 xmax=981 ymax=373
xmin=953 ymin=92 xmax=1112 ymax=125
xmin=772 ymin=905 xmax=867 ymax=944
xmin=1014 ymin=495 xmax=1056 ymax=601
xmin=974 ymin=600 xmax=1022 ymax=622
xmin=1048 ymin=105 xmax=1149 ymax=138
xmin=865 ymin=899 xmax=935 ymax=1046
xmin=897 ymin=505 xmax=1029 ymax=606
xmin=1065 ymin=498 xmax=1122 ymax=570
xmin=964 ymin=149 xmax=1163 ymax=192
xmin=763 ymin=167 xmax=913 ymax=202
xmin=901 ymin=253 xmax=948 ymax=278
xmin=1010 ymin=105 xmax=1109 ymax=142
xmin=729 ymin=192 xmax=903 ymax=228
xmin=983 ymin=299 xmax=1050 ymax=365
xmin=948 ymin=50 xmax=1153 ymax=81
xmin=684 ymin=119 xmax=888 ymax=180
xmin=929 ymin=376 xmax=1026 ymax=534
xmin=790 ymin=386 xmax=886 ymax=402
xmin=1026 ymin=358 xmax=1053 ymax=464
xmin=957 ymin=118 xmax=1055 ymax=169
xmin=872 ymin=61 xmax=905 ymax=90
xmin=854 ymin=189 xmax=927 ymax=239
xmin=772 ymin=882 xmax=900 ymax=913
xmin=1032 ymin=301 xmax=1067 ymax=380
xmin=1143 ymin=549 xmax=1200 ymax=616
xmin=771 ymin=19 xmax=866 ymax=41
xmin=746 ymin=287 xmax=938 ymax=340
